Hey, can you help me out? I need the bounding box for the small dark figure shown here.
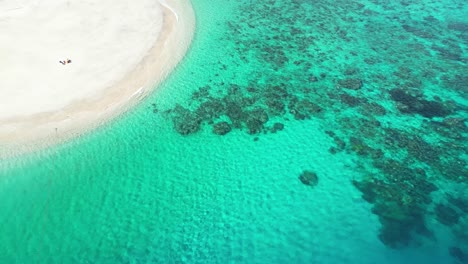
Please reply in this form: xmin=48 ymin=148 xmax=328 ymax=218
xmin=59 ymin=59 xmax=72 ymax=65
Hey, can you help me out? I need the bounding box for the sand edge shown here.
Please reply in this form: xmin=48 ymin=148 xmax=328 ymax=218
xmin=0 ymin=0 xmax=195 ymax=159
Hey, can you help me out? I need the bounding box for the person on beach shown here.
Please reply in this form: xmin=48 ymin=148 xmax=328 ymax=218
xmin=59 ymin=59 xmax=72 ymax=65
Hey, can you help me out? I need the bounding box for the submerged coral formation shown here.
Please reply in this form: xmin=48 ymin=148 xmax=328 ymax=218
xmin=299 ymin=170 xmax=319 ymax=187
xmin=152 ymin=0 xmax=467 ymax=254
xmin=352 ymin=160 xmax=438 ymax=247
xmin=161 ymin=83 xmax=323 ymax=137
xmin=389 ymin=88 xmax=452 ymax=118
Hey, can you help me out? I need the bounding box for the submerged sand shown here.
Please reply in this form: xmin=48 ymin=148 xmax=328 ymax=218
xmin=0 ymin=0 xmax=195 ymax=158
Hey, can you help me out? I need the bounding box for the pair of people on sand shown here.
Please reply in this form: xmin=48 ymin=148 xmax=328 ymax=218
xmin=59 ymin=59 xmax=72 ymax=65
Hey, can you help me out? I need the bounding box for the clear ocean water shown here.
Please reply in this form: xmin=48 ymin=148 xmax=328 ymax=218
xmin=1 ymin=0 xmax=467 ymax=263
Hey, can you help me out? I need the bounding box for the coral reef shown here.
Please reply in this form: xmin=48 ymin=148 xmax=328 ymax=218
xmin=435 ymin=203 xmax=461 ymax=226
xmin=389 ymin=88 xmax=452 ymax=118
xmin=337 ymin=78 xmax=363 ymax=90
xmin=213 ymin=122 xmax=232 ymax=136
xmin=299 ymin=170 xmax=319 ymax=187
xmin=152 ymin=0 xmax=467 ymax=253
xmin=352 ymin=160 xmax=437 ymax=247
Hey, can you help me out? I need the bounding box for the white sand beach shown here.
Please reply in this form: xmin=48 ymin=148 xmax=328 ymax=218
xmin=0 ymin=0 xmax=195 ymax=157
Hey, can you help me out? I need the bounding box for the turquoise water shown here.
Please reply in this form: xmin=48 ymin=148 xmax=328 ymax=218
xmin=1 ymin=0 xmax=467 ymax=263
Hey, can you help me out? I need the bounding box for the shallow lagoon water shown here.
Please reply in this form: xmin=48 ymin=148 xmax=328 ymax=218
xmin=1 ymin=0 xmax=467 ymax=263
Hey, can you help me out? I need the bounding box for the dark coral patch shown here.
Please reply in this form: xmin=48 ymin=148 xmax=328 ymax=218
xmin=447 ymin=22 xmax=468 ymax=32
xmin=435 ymin=204 xmax=460 ymax=226
xmin=213 ymin=122 xmax=232 ymax=135
xmin=389 ymin=88 xmax=452 ymax=118
xmin=340 ymin=93 xmax=363 ymax=107
xmin=337 ymin=78 xmax=363 ymax=90
xmin=299 ymin=170 xmax=319 ymax=187
xmin=288 ymin=98 xmax=322 ymax=120
xmin=352 ymin=159 xmax=438 ymax=247
xmin=172 ymin=105 xmax=202 ymax=136
xmin=195 ymin=101 xmax=225 ymax=121
xmin=402 ymin=24 xmax=435 ymax=39
xmin=271 ymin=122 xmax=284 ymax=133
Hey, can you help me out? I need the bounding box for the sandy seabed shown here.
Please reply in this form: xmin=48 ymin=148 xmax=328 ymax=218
xmin=0 ymin=0 xmax=195 ymax=158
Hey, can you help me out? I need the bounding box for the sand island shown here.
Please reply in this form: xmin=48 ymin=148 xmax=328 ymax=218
xmin=0 ymin=0 xmax=195 ymax=157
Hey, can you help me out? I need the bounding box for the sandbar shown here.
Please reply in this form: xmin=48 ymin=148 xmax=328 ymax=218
xmin=0 ymin=0 xmax=195 ymax=158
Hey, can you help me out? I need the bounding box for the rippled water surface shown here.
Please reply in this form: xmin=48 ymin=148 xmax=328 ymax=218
xmin=1 ymin=0 xmax=467 ymax=263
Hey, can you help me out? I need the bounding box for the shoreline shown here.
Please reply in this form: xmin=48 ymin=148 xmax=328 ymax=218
xmin=0 ymin=0 xmax=196 ymax=159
